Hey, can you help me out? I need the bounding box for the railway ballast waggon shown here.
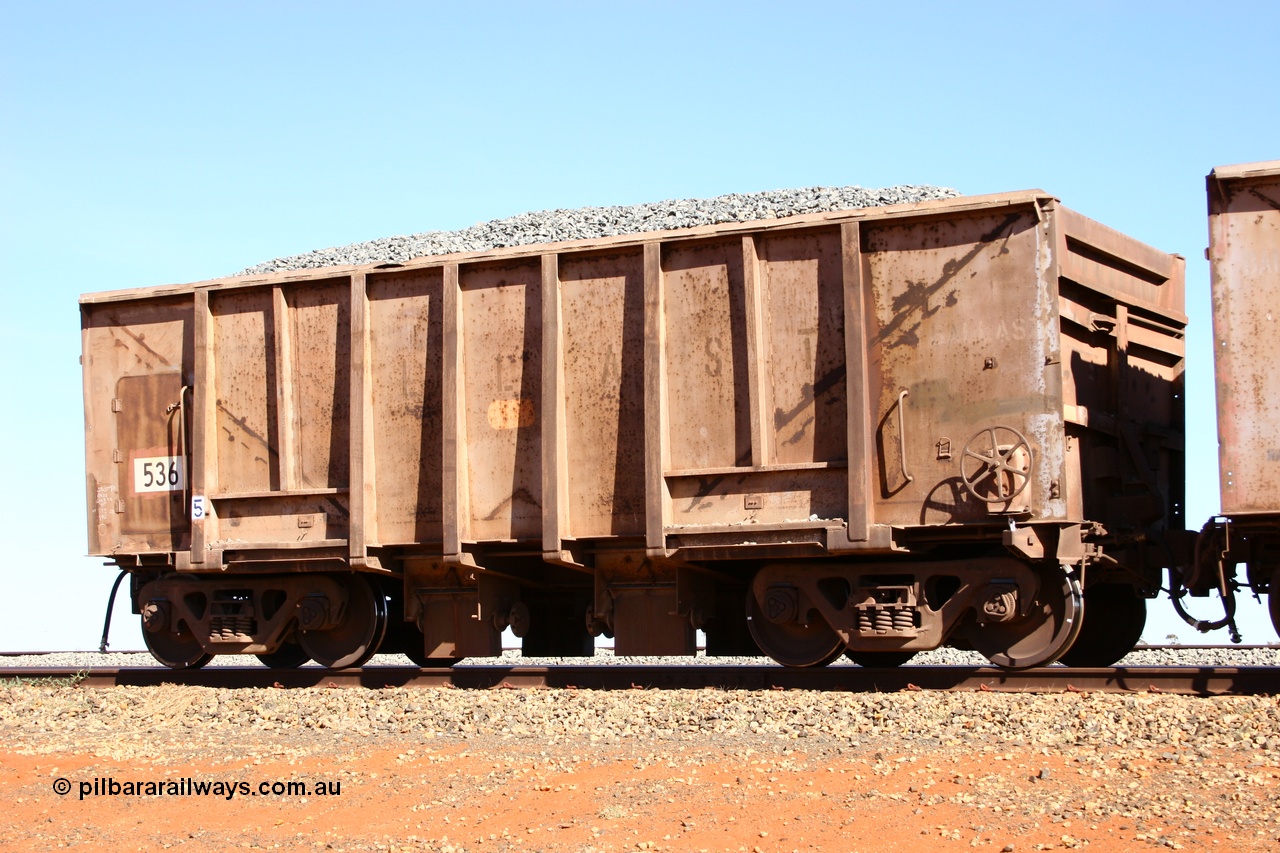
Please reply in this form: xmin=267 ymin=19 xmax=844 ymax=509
xmin=81 ymin=185 xmax=1204 ymax=670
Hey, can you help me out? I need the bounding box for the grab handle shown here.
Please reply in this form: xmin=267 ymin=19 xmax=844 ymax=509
xmin=896 ymin=389 xmax=913 ymax=483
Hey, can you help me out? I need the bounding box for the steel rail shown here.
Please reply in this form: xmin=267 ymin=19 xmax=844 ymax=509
xmin=3 ymin=643 xmax=1277 ymax=657
xmin=1 ymin=665 xmax=1276 ymax=696
xmin=0 ymin=640 xmax=1274 ymax=653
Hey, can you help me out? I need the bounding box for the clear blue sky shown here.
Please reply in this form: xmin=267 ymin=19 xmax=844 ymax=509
xmin=2 ymin=1 xmax=1277 ymax=651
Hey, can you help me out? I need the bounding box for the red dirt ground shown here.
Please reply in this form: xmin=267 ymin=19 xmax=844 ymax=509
xmin=5 ymin=738 xmax=1277 ymax=852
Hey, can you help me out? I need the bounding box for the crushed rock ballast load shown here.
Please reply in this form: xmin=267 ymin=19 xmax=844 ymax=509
xmin=238 ymin=184 xmax=960 ymax=275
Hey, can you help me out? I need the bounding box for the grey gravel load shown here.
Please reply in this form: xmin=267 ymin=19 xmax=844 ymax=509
xmin=236 ymin=184 xmax=960 ymax=276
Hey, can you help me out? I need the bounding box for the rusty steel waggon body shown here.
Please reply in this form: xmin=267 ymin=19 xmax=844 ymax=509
xmin=1195 ymin=161 xmax=1280 ymax=639
xmin=81 ymin=190 xmax=1187 ymax=670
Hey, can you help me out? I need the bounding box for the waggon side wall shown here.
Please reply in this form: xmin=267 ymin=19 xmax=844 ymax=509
xmin=82 ymin=191 xmax=1185 ymax=568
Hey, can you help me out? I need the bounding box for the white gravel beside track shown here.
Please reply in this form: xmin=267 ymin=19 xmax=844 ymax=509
xmin=4 ymin=645 xmax=1277 ymax=670
xmin=5 ymin=649 xmax=1278 ymax=851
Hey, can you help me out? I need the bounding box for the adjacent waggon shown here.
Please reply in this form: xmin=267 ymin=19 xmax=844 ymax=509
xmin=82 ymin=188 xmax=1192 ymax=670
xmin=1186 ymin=161 xmax=1280 ymax=640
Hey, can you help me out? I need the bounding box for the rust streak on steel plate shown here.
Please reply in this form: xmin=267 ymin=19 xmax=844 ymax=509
xmin=10 ymin=666 xmax=1277 ymax=696
xmin=1209 ymin=161 xmax=1280 ymax=514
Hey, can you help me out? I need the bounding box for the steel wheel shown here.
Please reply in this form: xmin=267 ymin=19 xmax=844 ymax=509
xmin=745 ymin=590 xmax=845 ymax=668
xmin=1270 ymin=569 xmax=1280 ymax=640
xmin=298 ymin=575 xmax=388 ymax=669
xmin=255 ymin=640 xmax=311 ymax=669
xmin=967 ymin=568 xmax=1083 ymax=670
xmin=1058 ymin=584 xmax=1146 ymax=668
xmin=143 ymin=620 xmax=212 ymax=670
xmin=844 ymin=650 xmax=917 ymax=668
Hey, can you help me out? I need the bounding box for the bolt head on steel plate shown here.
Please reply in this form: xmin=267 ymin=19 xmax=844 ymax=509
xmin=295 ymin=596 xmax=330 ymax=631
xmin=140 ymin=600 xmax=170 ymax=633
xmin=764 ymin=586 xmax=799 ymax=624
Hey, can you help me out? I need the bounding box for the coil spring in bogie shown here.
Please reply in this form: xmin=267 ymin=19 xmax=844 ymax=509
xmin=209 ymin=615 xmax=257 ymax=641
xmin=856 ymin=605 xmax=918 ymax=635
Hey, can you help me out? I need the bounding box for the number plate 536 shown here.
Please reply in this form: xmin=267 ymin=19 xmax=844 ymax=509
xmin=133 ymin=456 xmax=185 ymax=494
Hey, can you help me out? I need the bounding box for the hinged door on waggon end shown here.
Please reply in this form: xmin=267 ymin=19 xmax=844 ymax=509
xmin=81 ymin=297 xmax=194 ymax=556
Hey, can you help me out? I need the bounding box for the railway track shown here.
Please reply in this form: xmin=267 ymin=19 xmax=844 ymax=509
xmin=3 ymin=664 xmax=1276 ymax=696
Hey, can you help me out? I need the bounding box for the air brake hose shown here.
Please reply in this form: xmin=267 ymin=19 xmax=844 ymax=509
xmin=1168 ymin=566 xmax=1242 ymax=643
xmin=98 ymin=569 xmax=129 ymax=653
